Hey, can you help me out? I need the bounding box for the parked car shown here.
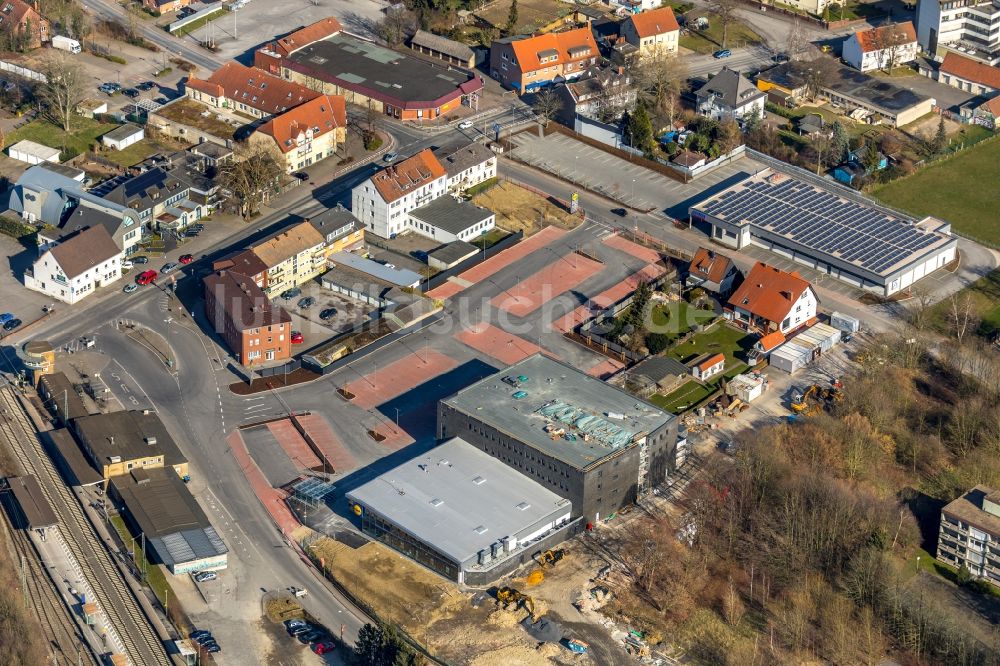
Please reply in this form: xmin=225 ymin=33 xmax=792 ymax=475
xmin=131 ymin=255 xmax=149 ymax=265
xmin=123 ymin=88 xmax=140 ymax=99
xmin=203 ymin=643 xmax=221 ymax=653
xmin=183 ymin=229 xmax=200 ymax=238
xmin=458 ymin=120 xmax=474 ymax=130
xmin=610 ymin=208 xmax=627 ymax=217
xmin=123 ymin=283 xmax=138 ymax=294
xmin=161 ymin=262 xmax=179 ymax=274
xmin=137 ymin=81 xmax=156 ymax=91
xmin=284 ymin=619 xmax=307 ymax=630
xmin=135 ymin=270 xmax=158 ymax=285
xmin=383 ymin=151 xmax=399 ymax=162
xmin=292 ymin=172 xmax=309 ymax=181
xmin=713 ymin=49 xmax=732 ymax=59
xmin=297 ymin=630 xmax=324 ymax=644
xmin=291 ymin=331 xmax=304 ymax=344
xmin=153 ymin=96 xmax=170 ymax=105
xmin=501 ymin=376 xmax=519 ymax=387
xmin=3 ymin=318 xmax=21 ymax=332
xmin=121 ymin=260 xmax=134 ymax=270
xmin=313 ymin=641 xmax=336 ymax=655
xmin=319 ymin=307 xmax=337 ymax=320
xmin=0 ymin=313 xmax=13 ymax=325
xmin=194 ymin=634 xmax=216 ymax=645
xmin=297 ymin=296 xmax=316 ymax=309
xmin=288 ymin=624 xmax=312 ymax=637
xmin=190 ymin=630 xmax=211 ymax=640
xmin=193 ymin=571 xmax=217 ymax=583
xmin=280 ymin=287 xmax=301 ymax=300
xmin=179 ymin=254 xmax=194 ymax=264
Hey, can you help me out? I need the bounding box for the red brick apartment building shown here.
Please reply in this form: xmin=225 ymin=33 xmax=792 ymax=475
xmin=203 ymin=270 xmax=291 ymax=366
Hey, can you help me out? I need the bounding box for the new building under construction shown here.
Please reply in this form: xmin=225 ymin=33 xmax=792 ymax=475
xmin=438 ymin=354 xmax=678 ymax=523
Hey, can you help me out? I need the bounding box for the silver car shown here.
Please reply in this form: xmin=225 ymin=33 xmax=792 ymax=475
xmin=161 ymin=262 xmax=180 ymax=274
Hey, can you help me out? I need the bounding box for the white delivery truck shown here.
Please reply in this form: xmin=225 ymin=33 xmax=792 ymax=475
xmin=52 ymin=35 xmax=82 ymax=54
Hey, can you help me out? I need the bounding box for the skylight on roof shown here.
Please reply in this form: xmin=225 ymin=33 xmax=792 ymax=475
xmin=474 ymin=525 xmax=488 ymax=534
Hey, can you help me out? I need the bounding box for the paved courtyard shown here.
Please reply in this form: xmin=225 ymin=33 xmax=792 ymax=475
xmin=508 ymin=132 xmax=763 ymax=218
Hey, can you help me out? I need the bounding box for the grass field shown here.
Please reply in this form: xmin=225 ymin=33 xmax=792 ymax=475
xmin=667 ymin=322 xmax=753 ymax=367
xmin=679 ymin=16 xmax=763 ymax=54
xmin=927 ymin=268 xmax=1000 ymax=339
xmin=100 ymin=140 xmax=161 ymax=167
xmin=472 ymin=181 xmax=582 ymax=235
xmin=5 ymin=117 xmax=113 ymax=160
xmin=874 ymin=137 xmax=1000 ymax=246
xmin=475 ymin=0 xmax=570 ymax=33
xmin=649 ymin=301 xmax=716 ymax=337
xmin=651 ymin=379 xmax=714 ymax=412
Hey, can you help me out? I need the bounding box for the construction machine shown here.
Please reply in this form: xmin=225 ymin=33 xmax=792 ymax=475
xmin=534 ymin=548 xmax=567 ymax=568
xmin=496 ymin=586 xmax=536 ymax=617
xmin=790 ymin=385 xmax=818 ymax=413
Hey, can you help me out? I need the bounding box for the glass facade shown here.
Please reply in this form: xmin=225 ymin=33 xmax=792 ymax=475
xmin=361 ymin=511 xmax=460 ymax=581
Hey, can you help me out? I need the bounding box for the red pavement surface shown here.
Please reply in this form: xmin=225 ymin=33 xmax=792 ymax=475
xmin=491 ymin=253 xmax=603 ymax=316
xmin=426 ymin=227 xmax=567 ymax=299
xmin=373 ymin=426 xmax=415 ymax=451
xmin=266 ymin=420 xmax=322 ymax=470
xmin=591 ymin=263 xmax=665 ymax=309
xmin=455 ymin=322 xmax=548 ymax=365
xmin=227 ymin=430 xmax=300 ymax=535
xmin=603 ymin=234 xmax=662 ymax=264
xmin=587 ymin=357 xmax=625 ymax=380
xmin=294 ymin=413 xmax=357 ymax=474
xmin=343 ymin=349 xmax=460 ymax=409
xmin=553 ymin=305 xmax=592 ymax=333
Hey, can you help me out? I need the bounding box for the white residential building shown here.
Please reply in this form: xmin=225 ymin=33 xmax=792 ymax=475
xmin=25 ymin=226 xmax=123 ymax=304
xmin=351 ymin=148 xmax=494 ymax=242
xmin=696 ymin=68 xmax=766 ymax=122
xmin=917 ymin=0 xmax=1000 ymax=64
xmin=438 ymin=142 xmax=497 ymax=193
xmin=938 ymin=486 xmax=1000 ymax=588
xmin=621 ymin=6 xmax=680 ymax=58
xmin=843 ymin=22 xmax=918 ymax=72
xmin=726 ymin=262 xmax=818 ymax=335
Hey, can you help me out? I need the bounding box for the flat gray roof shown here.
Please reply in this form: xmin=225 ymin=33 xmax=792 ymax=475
xmin=410 ymin=196 xmax=493 ymax=235
xmin=7 ymin=475 xmax=58 ymax=528
xmin=71 ymin=410 xmax=187 ymax=469
xmin=347 ymin=437 xmax=570 ymax=565
xmin=428 ymin=240 xmax=478 ymax=264
xmin=329 ymin=251 xmax=421 ymax=287
xmin=442 ymin=354 xmax=674 ymax=470
xmin=46 ymin=428 xmax=103 ymax=487
xmin=103 ymin=123 xmax=144 ymax=142
xmin=437 ymin=142 xmax=494 ymax=179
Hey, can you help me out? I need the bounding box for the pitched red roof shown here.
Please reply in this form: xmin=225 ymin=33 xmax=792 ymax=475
xmin=941 ymin=52 xmax=1000 ymax=90
xmin=0 ymin=0 xmax=39 ymax=28
xmin=757 ymin=331 xmax=785 ymax=352
xmin=853 ymin=21 xmax=915 ymax=54
xmin=370 ymin=149 xmax=446 ymax=203
xmin=698 ymin=353 xmax=725 ymax=373
xmin=508 ymin=27 xmax=598 ymax=74
xmin=271 ymin=17 xmax=343 ymax=57
xmin=981 ymin=95 xmax=1000 ymax=116
xmin=689 ymin=247 xmax=735 ymax=285
xmin=256 ymin=95 xmax=346 ymax=154
xmin=627 ymin=6 xmax=680 ymax=39
xmin=727 ymin=262 xmax=811 ymax=324
xmin=185 ymin=62 xmax=319 ymax=116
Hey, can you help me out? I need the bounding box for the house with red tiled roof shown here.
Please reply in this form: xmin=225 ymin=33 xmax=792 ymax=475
xmin=621 ymin=7 xmax=679 ymax=58
xmin=690 ymin=352 xmax=725 ymax=381
xmin=257 ymin=17 xmax=343 ymax=60
xmin=489 ymin=27 xmax=599 ymax=93
xmin=843 ymin=21 xmax=916 ymax=72
xmin=184 ymin=62 xmax=319 ymax=119
xmin=967 ymin=94 xmax=1000 ymax=128
xmin=0 ymin=0 xmax=49 ymax=50
xmin=686 ymin=247 xmax=741 ymax=297
xmin=936 ymin=51 xmax=1000 ymax=96
xmin=248 ymin=94 xmax=346 ymax=173
xmin=726 ymin=262 xmax=817 ymax=335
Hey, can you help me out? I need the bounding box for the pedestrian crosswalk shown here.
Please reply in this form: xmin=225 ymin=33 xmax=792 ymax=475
xmin=583 ymin=220 xmax=615 ymax=240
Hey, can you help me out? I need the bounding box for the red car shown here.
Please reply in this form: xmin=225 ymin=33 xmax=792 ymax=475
xmin=290 ymin=331 xmax=304 ymax=344
xmin=179 ymin=254 xmax=194 ymax=264
xmin=312 ymin=642 xmax=335 ymax=655
xmin=135 ymin=270 xmax=158 ymax=285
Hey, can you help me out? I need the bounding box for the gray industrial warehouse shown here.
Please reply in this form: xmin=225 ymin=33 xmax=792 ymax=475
xmin=347 ymin=437 xmax=575 ymax=584
xmin=109 ymin=467 xmax=228 ymax=574
xmin=690 ymin=169 xmax=957 ymax=296
xmin=438 ymin=354 xmax=678 ymax=522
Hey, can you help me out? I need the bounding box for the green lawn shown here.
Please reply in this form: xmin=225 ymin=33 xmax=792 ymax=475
xmin=679 ymin=17 xmax=763 ymax=54
xmin=100 ymin=140 xmax=160 ymax=167
xmin=667 ymin=322 xmax=754 ymax=367
xmin=472 ymin=227 xmax=510 ymax=250
xmin=651 ymin=380 xmax=714 ymax=412
xmin=927 ymin=268 xmax=1000 ymax=339
xmin=5 ymin=116 xmax=115 ymax=160
xmin=649 ymin=301 xmax=716 ymax=334
xmin=874 ymin=137 xmax=1000 ymax=246
xmin=110 ymin=515 xmax=172 ymax=605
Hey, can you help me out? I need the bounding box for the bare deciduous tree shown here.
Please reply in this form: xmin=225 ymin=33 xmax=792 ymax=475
xmin=37 ymin=52 xmax=85 ymax=132
xmin=710 ymin=0 xmax=739 ymax=49
xmin=531 ymin=88 xmax=562 ymax=126
xmin=379 ymin=6 xmax=415 ymax=46
xmin=946 ymin=292 xmax=980 ymax=343
xmin=221 ymin=142 xmax=285 ymax=220
xmin=635 ymin=49 xmax=688 ymax=127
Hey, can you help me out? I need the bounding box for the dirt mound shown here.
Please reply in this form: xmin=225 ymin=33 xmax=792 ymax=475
xmin=487 ymin=607 xmax=523 ymax=628
xmin=469 ymin=644 xmax=557 ymax=666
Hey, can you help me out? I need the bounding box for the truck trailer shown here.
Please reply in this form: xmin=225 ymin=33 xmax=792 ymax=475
xmin=52 ymin=35 xmax=82 ymax=54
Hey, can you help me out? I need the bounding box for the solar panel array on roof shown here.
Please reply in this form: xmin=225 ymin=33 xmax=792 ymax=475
xmin=699 ymin=176 xmax=940 ymax=274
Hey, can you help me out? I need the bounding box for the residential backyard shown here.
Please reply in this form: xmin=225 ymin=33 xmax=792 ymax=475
xmin=680 ymin=13 xmax=763 ymax=54
xmin=874 ymin=137 xmax=1000 ymax=246
xmin=5 ymin=117 xmax=115 ymax=160
xmin=649 ymin=301 xmax=717 ymax=342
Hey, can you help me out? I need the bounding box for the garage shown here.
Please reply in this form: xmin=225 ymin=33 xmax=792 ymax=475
xmin=8 ymin=140 xmax=60 ymax=165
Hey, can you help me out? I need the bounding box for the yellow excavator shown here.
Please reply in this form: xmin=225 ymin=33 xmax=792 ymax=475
xmin=497 ymin=586 xmax=536 ymax=617
xmin=790 ymin=385 xmax=818 ymax=413
xmin=534 ymin=548 xmax=567 ymax=568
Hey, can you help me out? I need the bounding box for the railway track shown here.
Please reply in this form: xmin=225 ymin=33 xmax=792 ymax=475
xmin=0 ymin=493 xmax=99 ymax=666
xmin=0 ymin=387 xmax=171 ymax=666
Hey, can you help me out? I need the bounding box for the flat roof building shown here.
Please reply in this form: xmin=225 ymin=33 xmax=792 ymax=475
xmin=690 ymin=168 xmax=958 ymax=296
xmin=37 ymin=371 xmax=89 ymax=425
xmin=937 ymin=485 xmax=1000 ymax=588
xmin=409 ymin=195 xmax=496 ymax=244
xmin=70 ymin=410 xmax=189 ymax=483
xmin=6 ymin=475 xmax=58 ymax=533
xmin=438 ymin=354 xmax=678 ymax=522
xmin=347 ymin=437 xmax=574 ymax=584
xmin=109 ymin=467 xmax=228 ymax=574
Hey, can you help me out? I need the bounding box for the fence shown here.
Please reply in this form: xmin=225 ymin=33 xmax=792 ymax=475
xmin=0 ymin=59 xmax=46 ymax=82
xmin=543 ymin=122 xmax=690 ymax=184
